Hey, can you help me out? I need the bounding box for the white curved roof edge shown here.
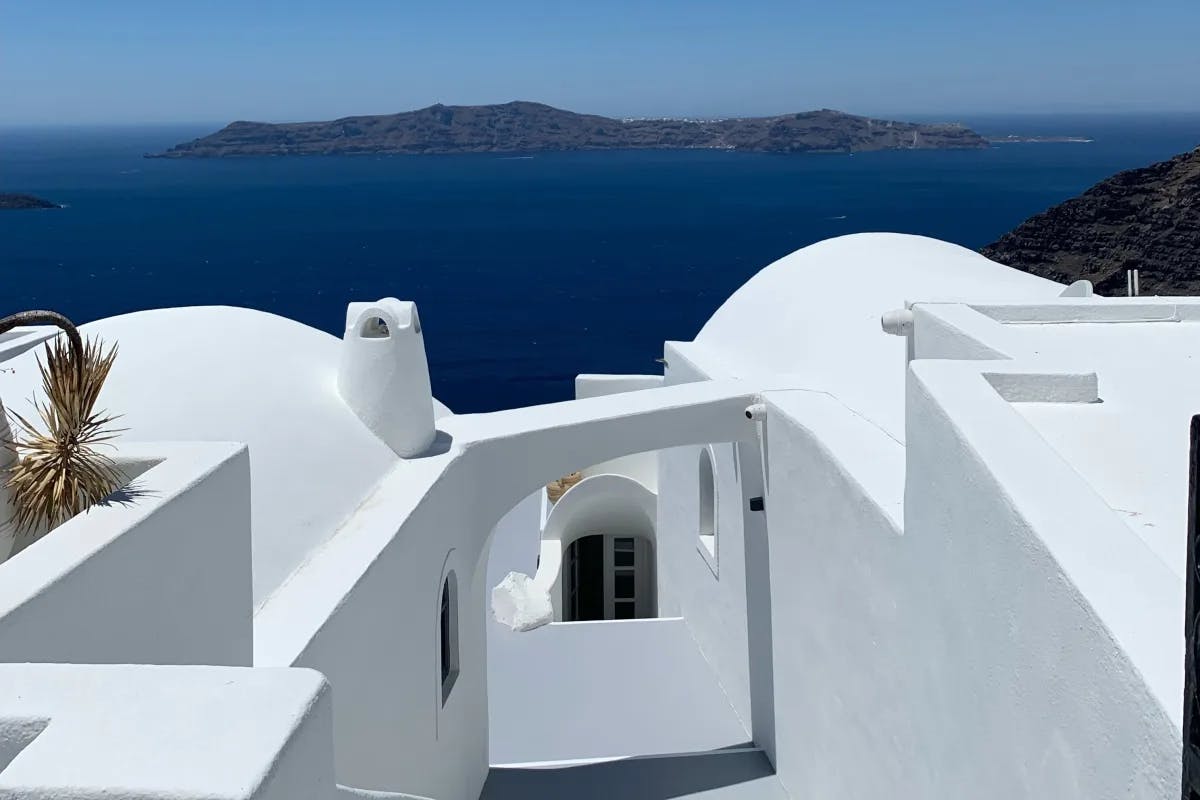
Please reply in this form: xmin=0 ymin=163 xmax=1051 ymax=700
xmin=72 ymin=304 xmax=452 ymax=417
xmin=0 ymin=304 xmax=450 ymax=608
xmin=685 ymin=233 xmax=1064 ymax=441
xmin=697 ymin=232 xmax=1062 ymax=348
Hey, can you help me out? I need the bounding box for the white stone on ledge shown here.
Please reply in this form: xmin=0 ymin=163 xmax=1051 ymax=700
xmin=491 ymin=572 xmax=553 ymax=632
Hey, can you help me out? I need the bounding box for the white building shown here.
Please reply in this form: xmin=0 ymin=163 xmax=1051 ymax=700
xmin=0 ymin=232 xmax=1185 ymax=799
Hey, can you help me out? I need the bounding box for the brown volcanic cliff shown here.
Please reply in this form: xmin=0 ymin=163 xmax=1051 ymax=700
xmin=982 ymin=147 xmax=1200 ymax=295
xmin=150 ymin=101 xmax=988 ymax=158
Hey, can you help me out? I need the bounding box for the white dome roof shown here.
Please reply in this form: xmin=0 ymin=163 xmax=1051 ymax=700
xmin=0 ymin=306 xmax=450 ymax=605
xmin=692 ymin=233 xmax=1062 ymax=440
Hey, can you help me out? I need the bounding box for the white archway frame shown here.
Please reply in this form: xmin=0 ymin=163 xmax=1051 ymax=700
xmin=533 ymin=473 xmax=658 ymax=620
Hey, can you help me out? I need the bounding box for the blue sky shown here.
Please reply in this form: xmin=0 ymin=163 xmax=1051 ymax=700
xmin=3 ymin=0 xmax=1198 ymax=124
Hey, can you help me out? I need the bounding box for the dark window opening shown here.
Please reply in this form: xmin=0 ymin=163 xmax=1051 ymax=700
xmin=440 ymin=572 xmax=459 ymax=705
xmin=563 ymin=534 xmax=655 ymax=621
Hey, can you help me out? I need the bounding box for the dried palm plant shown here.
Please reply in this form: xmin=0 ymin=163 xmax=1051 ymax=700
xmin=0 ymin=311 xmax=122 ymax=535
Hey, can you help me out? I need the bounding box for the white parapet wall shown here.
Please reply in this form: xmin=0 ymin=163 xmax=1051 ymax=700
xmin=487 ymin=617 xmax=751 ymax=765
xmin=0 ymin=441 xmax=253 ymax=667
xmin=0 ymin=663 xmax=335 ymax=800
xmin=756 ymin=356 xmax=1178 ymax=799
xmin=903 ymin=359 xmax=1179 ymax=798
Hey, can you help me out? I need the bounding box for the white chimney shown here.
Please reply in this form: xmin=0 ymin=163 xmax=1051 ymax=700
xmin=337 ymin=298 xmax=436 ymax=458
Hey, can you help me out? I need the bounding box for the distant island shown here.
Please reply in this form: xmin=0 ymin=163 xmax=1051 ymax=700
xmin=982 ymin=145 xmax=1200 ymax=295
xmin=149 ymin=101 xmax=990 ymax=158
xmin=0 ymin=193 xmax=58 ymax=210
xmin=987 ymin=135 xmax=1094 ymax=144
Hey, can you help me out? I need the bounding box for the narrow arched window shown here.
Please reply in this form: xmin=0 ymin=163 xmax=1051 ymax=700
xmin=699 ymin=447 xmax=717 ymax=566
xmin=439 ymin=571 xmax=459 ymax=705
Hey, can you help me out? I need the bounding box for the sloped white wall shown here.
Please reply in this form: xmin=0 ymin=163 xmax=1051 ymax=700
xmin=656 ymin=347 xmax=753 ymax=731
xmin=0 ymin=442 xmax=252 ymax=667
xmin=903 ymin=364 xmax=1178 ymax=798
xmin=0 ymin=664 xmax=334 ymax=800
xmin=761 ymin=372 xmax=1178 ymax=799
xmin=279 ymin=470 xmax=490 ymax=800
xmin=762 ymin=395 xmax=907 ymax=798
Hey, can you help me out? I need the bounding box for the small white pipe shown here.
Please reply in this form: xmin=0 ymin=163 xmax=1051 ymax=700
xmin=1133 ymin=269 xmax=1140 ymax=297
xmin=1127 ymin=270 xmax=1133 ymax=297
xmin=880 ymin=309 xmax=915 ymax=336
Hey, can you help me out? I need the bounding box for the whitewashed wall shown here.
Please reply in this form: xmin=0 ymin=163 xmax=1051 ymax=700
xmin=488 ymin=617 xmax=751 ymax=765
xmin=579 ymin=448 xmax=659 ymax=491
xmin=265 ymin=464 xmax=490 ymax=800
xmin=760 ymin=392 xmax=906 ymax=798
xmin=0 ymin=663 xmax=335 ymax=800
xmin=257 ymin=382 xmax=761 ymax=800
xmin=484 ymin=491 xmax=544 ymax=609
xmin=575 ymin=375 xmax=664 ymax=490
xmin=903 ymin=362 xmax=1179 ymax=799
xmin=657 ymin=345 xmax=753 ymax=731
xmin=0 ymin=442 xmax=252 ymax=667
xmin=759 ymin=368 xmax=1178 ymax=799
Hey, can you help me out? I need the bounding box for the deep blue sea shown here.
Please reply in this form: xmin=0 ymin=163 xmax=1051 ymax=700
xmin=2 ymin=114 xmax=1198 ymax=411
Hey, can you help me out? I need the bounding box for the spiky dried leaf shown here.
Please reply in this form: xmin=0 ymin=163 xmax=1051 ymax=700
xmin=3 ymin=333 xmax=123 ymax=535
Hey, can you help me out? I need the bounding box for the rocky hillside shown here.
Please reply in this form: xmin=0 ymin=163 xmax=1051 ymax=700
xmin=151 ymin=101 xmax=988 ymax=158
xmin=982 ymin=146 xmax=1200 ymax=295
xmin=0 ymin=193 xmax=58 ymax=210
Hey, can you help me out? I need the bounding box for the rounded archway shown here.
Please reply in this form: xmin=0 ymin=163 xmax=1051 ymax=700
xmin=534 ymin=474 xmax=657 ymax=621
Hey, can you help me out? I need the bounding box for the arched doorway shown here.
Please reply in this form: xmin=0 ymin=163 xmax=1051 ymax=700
xmin=563 ymin=534 xmax=655 ymax=621
xmin=535 ymin=473 xmax=660 ymax=622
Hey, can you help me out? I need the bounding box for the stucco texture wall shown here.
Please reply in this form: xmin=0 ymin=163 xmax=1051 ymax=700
xmin=282 ymin=470 xmax=490 ymax=800
xmin=759 ymin=375 xmax=1177 ymax=799
xmin=258 ymin=381 xmax=761 ymax=800
xmin=0 ymin=664 xmax=335 ymax=800
xmin=575 ymin=375 xmax=665 ymax=490
xmin=657 ymin=349 xmax=753 ymax=732
xmin=0 ymin=443 xmax=252 ymax=668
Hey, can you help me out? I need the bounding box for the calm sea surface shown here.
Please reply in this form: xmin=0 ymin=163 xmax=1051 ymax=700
xmin=2 ymin=114 xmax=1198 ymax=411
